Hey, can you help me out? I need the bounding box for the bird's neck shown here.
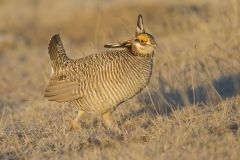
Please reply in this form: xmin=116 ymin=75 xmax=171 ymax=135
xmin=130 ymin=46 xmax=154 ymax=57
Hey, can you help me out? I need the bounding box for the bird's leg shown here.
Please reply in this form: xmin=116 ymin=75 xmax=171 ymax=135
xmin=102 ymin=111 xmax=121 ymax=133
xmin=70 ymin=110 xmax=84 ymax=130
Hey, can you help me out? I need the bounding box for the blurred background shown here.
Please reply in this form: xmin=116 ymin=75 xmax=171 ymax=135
xmin=0 ymin=0 xmax=239 ymax=110
xmin=0 ymin=0 xmax=240 ymax=159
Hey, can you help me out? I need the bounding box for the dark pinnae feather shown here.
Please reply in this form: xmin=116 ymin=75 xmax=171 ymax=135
xmin=104 ymin=40 xmax=131 ymax=48
xmin=48 ymin=34 xmax=68 ymax=62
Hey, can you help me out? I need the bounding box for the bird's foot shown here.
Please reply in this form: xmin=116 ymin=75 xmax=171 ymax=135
xmin=102 ymin=111 xmax=123 ymax=135
xmin=69 ymin=120 xmax=79 ymax=131
xmin=69 ymin=110 xmax=85 ymax=131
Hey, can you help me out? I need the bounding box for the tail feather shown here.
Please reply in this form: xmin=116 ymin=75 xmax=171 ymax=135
xmin=48 ymin=34 xmax=68 ymax=62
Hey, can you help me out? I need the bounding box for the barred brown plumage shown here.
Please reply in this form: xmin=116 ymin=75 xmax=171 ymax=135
xmin=44 ymin=14 xmax=157 ymax=132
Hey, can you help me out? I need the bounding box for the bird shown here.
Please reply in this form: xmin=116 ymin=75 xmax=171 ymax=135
xmin=44 ymin=14 xmax=157 ymax=132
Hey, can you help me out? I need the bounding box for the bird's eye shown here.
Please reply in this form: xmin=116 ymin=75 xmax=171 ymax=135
xmin=134 ymin=38 xmax=139 ymax=42
xmin=135 ymin=38 xmax=145 ymax=44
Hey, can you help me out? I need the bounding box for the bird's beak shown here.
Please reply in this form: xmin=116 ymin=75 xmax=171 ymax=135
xmin=150 ymin=39 xmax=157 ymax=48
xmin=151 ymin=43 xmax=157 ymax=48
xmin=147 ymin=41 xmax=157 ymax=48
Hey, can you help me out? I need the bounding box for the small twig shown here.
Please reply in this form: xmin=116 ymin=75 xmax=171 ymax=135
xmin=146 ymin=87 xmax=160 ymax=115
xmin=0 ymin=106 xmax=6 ymax=128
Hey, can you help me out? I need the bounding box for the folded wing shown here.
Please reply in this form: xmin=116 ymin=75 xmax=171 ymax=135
xmin=44 ymin=80 xmax=82 ymax=102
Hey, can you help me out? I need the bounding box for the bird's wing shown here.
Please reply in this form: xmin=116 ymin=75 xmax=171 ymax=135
xmin=44 ymin=80 xmax=82 ymax=102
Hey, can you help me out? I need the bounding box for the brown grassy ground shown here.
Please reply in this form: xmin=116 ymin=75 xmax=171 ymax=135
xmin=0 ymin=0 xmax=240 ymax=159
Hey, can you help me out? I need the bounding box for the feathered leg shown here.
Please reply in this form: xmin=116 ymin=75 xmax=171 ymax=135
xmin=103 ymin=111 xmax=121 ymax=133
xmin=70 ymin=110 xmax=85 ymax=130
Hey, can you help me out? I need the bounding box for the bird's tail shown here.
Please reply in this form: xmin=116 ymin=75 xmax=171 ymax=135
xmin=48 ymin=34 xmax=69 ymax=62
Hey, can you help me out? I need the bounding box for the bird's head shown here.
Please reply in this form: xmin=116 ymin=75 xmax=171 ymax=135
xmin=104 ymin=14 xmax=157 ymax=57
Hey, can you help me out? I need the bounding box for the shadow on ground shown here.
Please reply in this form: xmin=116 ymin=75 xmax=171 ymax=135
xmin=126 ymin=73 xmax=240 ymax=120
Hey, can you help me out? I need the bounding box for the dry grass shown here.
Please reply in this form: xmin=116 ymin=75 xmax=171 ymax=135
xmin=0 ymin=0 xmax=240 ymax=159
